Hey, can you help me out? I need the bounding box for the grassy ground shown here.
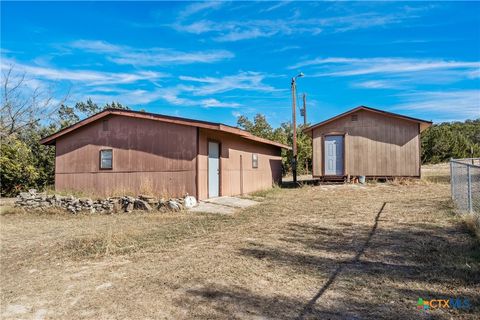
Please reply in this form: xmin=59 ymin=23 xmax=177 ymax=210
xmin=1 ymin=164 xmax=479 ymax=319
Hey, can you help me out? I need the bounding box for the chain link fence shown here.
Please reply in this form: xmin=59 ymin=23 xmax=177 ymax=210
xmin=450 ymin=158 xmax=480 ymax=215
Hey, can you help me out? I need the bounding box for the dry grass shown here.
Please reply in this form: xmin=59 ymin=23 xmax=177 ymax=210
xmin=248 ymin=184 xmax=282 ymax=198
xmin=1 ymin=164 xmax=479 ymax=319
xmin=462 ymin=213 xmax=480 ymax=239
xmin=421 ymin=162 xmax=451 ymax=184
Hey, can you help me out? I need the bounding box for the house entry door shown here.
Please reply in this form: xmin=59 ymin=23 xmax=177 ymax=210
xmin=208 ymin=141 xmax=220 ymax=197
xmin=324 ymin=135 xmax=344 ymax=176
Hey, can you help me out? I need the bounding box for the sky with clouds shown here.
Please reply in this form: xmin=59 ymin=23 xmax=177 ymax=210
xmin=1 ymin=1 xmax=479 ymax=126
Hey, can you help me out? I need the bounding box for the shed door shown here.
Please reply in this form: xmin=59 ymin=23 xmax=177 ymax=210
xmin=324 ymin=136 xmax=344 ymax=176
xmin=208 ymin=141 xmax=220 ymax=198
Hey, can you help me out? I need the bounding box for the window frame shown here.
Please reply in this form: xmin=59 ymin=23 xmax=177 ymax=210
xmin=99 ymin=149 xmax=113 ymax=170
xmin=252 ymin=153 xmax=258 ymax=169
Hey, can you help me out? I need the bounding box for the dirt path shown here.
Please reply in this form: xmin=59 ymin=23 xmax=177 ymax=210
xmin=1 ymin=182 xmax=479 ymax=319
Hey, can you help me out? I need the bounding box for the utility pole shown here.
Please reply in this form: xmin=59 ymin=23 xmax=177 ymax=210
xmin=301 ymin=93 xmax=308 ymax=174
xmin=291 ymin=78 xmax=297 ymax=186
xmin=302 ymin=93 xmax=307 ymax=125
xmin=291 ymin=73 xmax=304 ymax=186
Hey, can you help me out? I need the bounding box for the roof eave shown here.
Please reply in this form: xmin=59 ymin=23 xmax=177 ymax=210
xmin=303 ymin=106 xmax=433 ymax=133
xmin=40 ymin=109 xmax=290 ymax=149
xmin=40 ymin=109 xmax=113 ymax=145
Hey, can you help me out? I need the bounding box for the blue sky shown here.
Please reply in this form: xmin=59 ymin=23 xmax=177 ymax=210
xmin=1 ymin=1 xmax=479 ymax=127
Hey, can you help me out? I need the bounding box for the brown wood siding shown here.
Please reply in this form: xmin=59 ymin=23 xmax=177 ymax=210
xmin=312 ymin=109 xmax=420 ymax=177
xmin=55 ymin=115 xmax=197 ymax=197
xmin=198 ymin=128 xmax=282 ymax=200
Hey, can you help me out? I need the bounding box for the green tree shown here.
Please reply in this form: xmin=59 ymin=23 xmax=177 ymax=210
xmin=421 ymin=119 xmax=480 ymax=163
xmin=0 ymin=136 xmax=39 ymax=196
xmin=237 ymin=114 xmax=274 ymax=140
xmin=74 ymin=98 xmax=101 ymax=116
xmin=74 ymin=99 xmax=129 ymax=117
xmin=58 ymin=104 xmax=80 ymax=129
xmin=19 ymin=123 xmax=58 ymax=190
xmin=104 ymin=101 xmax=129 ymax=110
xmin=59 ymin=99 xmax=130 ymax=126
xmin=237 ymin=114 xmax=312 ymax=175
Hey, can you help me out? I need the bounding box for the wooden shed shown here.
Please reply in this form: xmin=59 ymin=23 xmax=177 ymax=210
xmin=304 ymin=106 xmax=432 ymax=179
xmin=40 ymin=109 xmax=289 ymax=199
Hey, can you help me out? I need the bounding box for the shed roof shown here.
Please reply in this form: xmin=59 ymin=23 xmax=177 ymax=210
xmin=40 ymin=108 xmax=290 ymax=149
xmin=303 ymin=106 xmax=433 ymax=133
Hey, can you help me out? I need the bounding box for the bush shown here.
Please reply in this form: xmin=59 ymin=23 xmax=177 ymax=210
xmin=0 ymin=136 xmax=39 ymax=196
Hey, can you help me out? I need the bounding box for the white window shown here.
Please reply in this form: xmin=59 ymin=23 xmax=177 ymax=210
xmin=252 ymin=153 xmax=258 ymax=168
xmin=100 ymin=149 xmax=113 ymax=169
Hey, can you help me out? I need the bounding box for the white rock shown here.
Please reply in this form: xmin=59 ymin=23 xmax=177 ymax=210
xmin=95 ymin=282 xmax=113 ymax=290
xmin=184 ymin=196 xmax=197 ymax=209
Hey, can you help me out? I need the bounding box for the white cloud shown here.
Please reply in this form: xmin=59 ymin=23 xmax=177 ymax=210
xmin=393 ymin=90 xmax=480 ymax=120
xmin=81 ymin=71 xmax=281 ymax=108
xmin=172 ymin=18 xmax=320 ymax=41
xmin=82 ymin=89 xmax=164 ymax=106
xmin=273 ymin=45 xmax=301 ymax=53
xmin=353 ymin=80 xmax=403 ymax=89
xmin=178 ymin=75 xmax=217 ymax=83
xmin=261 ymin=1 xmax=293 ymax=13
xmin=215 ymin=28 xmax=278 ymax=42
xmin=178 ymin=1 xmax=224 ymax=19
xmin=2 ymin=55 xmax=269 ymax=110
xmin=69 ymin=39 xmax=234 ymax=66
xmin=232 ymin=111 xmax=242 ymax=118
xmin=199 ymin=98 xmax=240 ymax=108
xmin=96 ymin=70 xmax=280 ymax=108
xmin=171 ymin=9 xmax=420 ymax=42
xmin=157 ymin=89 xmax=241 ymax=109
xmin=179 ymin=71 xmax=279 ymax=95
xmin=468 ymin=69 xmax=480 ymax=79
xmin=70 ymin=39 xmax=121 ymax=52
xmin=288 ymin=57 xmax=480 ymax=89
xmin=0 ymin=57 xmax=166 ymax=85
xmin=110 ymin=50 xmax=233 ymax=66
xmin=173 ymin=20 xmax=217 ymax=34
xmin=73 ymin=86 xmax=241 ymax=109
xmin=289 ymin=57 xmax=480 ymax=74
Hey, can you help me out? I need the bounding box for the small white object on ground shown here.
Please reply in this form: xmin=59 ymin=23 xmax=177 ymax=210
xmin=95 ymin=282 xmax=113 ymax=290
xmin=184 ymin=196 xmax=197 ymax=208
xmin=2 ymin=304 xmax=28 ymax=317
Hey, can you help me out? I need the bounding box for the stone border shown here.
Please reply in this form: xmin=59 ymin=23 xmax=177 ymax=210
xmin=15 ymin=189 xmax=197 ymax=214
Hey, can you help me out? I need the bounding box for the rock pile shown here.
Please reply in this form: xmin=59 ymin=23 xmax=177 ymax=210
xmin=15 ymin=189 xmax=197 ymax=214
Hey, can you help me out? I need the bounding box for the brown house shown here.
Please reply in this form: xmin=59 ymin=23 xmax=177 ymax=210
xmin=41 ymin=109 xmax=289 ymax=199
xmin=304 ymin=106 xmax=432 ymax=179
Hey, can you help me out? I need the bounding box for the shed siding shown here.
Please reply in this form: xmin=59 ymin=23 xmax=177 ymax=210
xmin=312 ymin=109 xmax=420 ymax=177
xmin=55 ymin=115 xmax=197 ymax=197
xmin=197 ymin=128 xmax=282 ymax=200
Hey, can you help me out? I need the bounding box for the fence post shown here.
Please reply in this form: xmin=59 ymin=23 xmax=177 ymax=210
xmin=450 ymin=159 xmax=455 ymax=200
xmin=467 ymin=165 xmax=472 ymax=213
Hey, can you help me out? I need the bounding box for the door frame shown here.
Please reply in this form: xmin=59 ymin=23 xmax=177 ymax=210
xmin=322 ymin=132 xmax=347 ymax=176
xmin=207 ymin=139 xmax=221 ymax=198
xmin=239 ymin=154 xmax=244 ymax=196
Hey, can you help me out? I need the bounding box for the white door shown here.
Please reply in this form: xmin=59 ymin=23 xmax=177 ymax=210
xmin=324 ymin=136 xmax=344 ymax=176
xmin=208 ymin=141 xmax=220 ymax=198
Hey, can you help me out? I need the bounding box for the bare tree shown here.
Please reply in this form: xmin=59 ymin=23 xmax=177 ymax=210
xmin=0 ymin=66 xmax=68 ymax=137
